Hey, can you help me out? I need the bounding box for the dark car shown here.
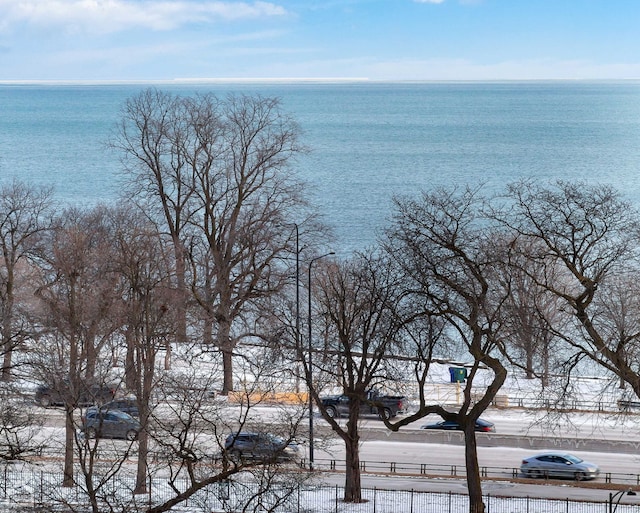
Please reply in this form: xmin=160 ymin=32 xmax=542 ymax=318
xmin=520 ymin=452 xmax=600 ymax=481
xmin=224 ymin=432 xmax=300 ymax=462
xmin=420 ymin=418 xmax=495 ymax=433
xmin=35 ymin=381 xmax=116 ymax=408
xmin=99 ymin=398 xmax=139 ymax=417
xmin=82 ymin=407 xmax=141 ymax=441
xmin=321 ymin=389 xmax=406 ymax=420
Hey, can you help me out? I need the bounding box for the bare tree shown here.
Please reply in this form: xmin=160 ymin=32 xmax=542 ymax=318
xmin=32 ymin=205 xmax=124 ymax=487
xmin=306 ymin=251 xmax=407 ymax=503
xmin=143 ymin=345 xmax=311 ymax=513
xmin=495 ymin=239 xmax=563 ymax=385
xmin=109 ymin=205 xmax=176 ymax=494
xmin=115 ymin=89 xmax=308 ymax=395
xmin=0 ymin=382 xmax=46 ymax=461
xmin=185 ymin=93 xmax=307 ymax=395
xmin=113 ymin=88 xmax=197 ymax=347
xmin=500 ymin=180 xmax=640 ymax=398
xmin=383 ymin=186 xmax=510 ymax=513
xmin=0 ymin=180 xmax=52 ymax=381
xmin=591 ymin=273 xmax=640 ymax=390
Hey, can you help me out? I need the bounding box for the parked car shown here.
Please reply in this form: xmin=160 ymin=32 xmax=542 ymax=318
xmin=520 ymin=452 xmax=600 ymax=481
xmin=99 ymin=398 xmax=139 ymax=417
xmin=320 ymin=389 xmax=406 ymax=420
xmin=35 ymin=381 xmax=116 ymax=408
xmin=224 ymin=432 xmax=300 ymax=462
xmin=81 ymin=407 xmax=141 ymax=441
xmin=421 ymin=418 xmax=495 ymax=433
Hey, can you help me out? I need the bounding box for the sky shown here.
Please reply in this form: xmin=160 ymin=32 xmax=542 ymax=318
xmin=1 ymin=0 xmax=640 ymax=82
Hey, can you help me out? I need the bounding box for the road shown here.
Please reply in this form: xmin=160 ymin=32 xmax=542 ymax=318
xmin=314 ymin=438 xmax=640 ymax=479
xmin=35 ymin=403 xmax=640 ymax=495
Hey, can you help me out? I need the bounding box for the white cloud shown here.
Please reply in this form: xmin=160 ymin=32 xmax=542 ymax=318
xmin=0 ymin=0 xmax=288 ymax=33
xmin=413 ymin=0 xmax=446 ymax=4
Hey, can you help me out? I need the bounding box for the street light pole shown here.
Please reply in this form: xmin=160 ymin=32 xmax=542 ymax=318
xmin=307 ymin=251 xmax=334 ymax=470
xmin=294 ymin=223 xmax=300 ymax=391
xmin=610 ymin=489 xmax=637 ymax=513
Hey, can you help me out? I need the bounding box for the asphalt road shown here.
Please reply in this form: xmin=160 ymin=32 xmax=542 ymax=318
xmin=34 ymin=403 xmax=640 ymax=495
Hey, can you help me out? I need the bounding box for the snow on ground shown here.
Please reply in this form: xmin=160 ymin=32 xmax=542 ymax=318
xmin=5 ymin=347 xmax=640 ymax=511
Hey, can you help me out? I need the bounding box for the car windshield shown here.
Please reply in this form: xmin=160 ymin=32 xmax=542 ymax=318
xmin=565 ymin=454 xmax=583 ymax=464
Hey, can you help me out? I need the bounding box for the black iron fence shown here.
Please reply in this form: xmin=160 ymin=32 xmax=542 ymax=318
xmin=1 ymin=466 xmax=640 ymax=513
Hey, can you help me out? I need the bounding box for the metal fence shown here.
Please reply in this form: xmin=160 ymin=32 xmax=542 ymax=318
xmin=310 ymin=457 xmax=640 ymax=487
xmin=2 ymin=466 xmax=640 ymax=513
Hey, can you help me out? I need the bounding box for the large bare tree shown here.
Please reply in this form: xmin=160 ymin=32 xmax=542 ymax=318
xmin=109 ymin=205 xmax=177 ymax=494
xmin=499 ymin=180 xmax=640 ymax=397
xmin=32 ymin=205 xmax=124 ymax=487
xmin=494 ymin=238 xmax=564 ymax=385
xmin=0 ymin=180 xmax=52 ymax=381
xmin=384 ymin=186 xmax=510 ymax=513
xmin=115 ymin=89 xmax=307 ymax=395
xmin=113 ymin=88 xmax=197 ymax=347
xmin=185 ymin=93 xmax=306 ymax=395
xmin=307 ymin=251 xmax=407 ymax=503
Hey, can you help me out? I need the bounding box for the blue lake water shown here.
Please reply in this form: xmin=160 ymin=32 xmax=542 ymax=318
xmin=1 ymin=81 xmax=640 ymax=254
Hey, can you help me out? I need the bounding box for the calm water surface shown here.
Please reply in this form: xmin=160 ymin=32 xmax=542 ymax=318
xmin=1 ymin=81 xmax=640 ymax=253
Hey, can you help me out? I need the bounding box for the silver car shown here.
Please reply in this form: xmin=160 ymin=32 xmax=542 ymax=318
xmin=520 ymin=452 xmax=600 ymax=481
xmin=82 ymin=407 xmax=141 ymax=441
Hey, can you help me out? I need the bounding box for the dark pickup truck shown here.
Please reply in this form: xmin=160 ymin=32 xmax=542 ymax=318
xmin=320 ymin=389 xmax=407 ymax=420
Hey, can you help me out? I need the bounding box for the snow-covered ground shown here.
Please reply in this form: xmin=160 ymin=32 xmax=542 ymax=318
xmin=4 ymin=348 xmax=639 ymax=512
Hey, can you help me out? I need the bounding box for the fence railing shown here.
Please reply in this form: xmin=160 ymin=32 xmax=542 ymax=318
xmin=1 ymin=467 xmax=639 ymax=513
xmin=28 ymin=447 xmax=640 ymax=488
xmin=311 ymin=457 xmax=640 ymax=487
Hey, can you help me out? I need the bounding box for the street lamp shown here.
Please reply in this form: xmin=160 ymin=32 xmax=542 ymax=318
xmin=293 ymin=224 xmax=300 ymax=393
xmin=307 ymin=251 xmax=334 ymax=470
xmin=609 ymin=489 xmax=637 ymax=513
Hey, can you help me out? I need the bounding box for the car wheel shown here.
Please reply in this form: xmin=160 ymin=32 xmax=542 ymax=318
xmin=325 ymin=406 xmax=338 ymax=419
xmin=574 ymin=471 xmax=586 ymax=481
xmin=126 ymin=430 xmax=138 ymax=441
xmin=38 ymin=396 xmax=52 ymax=408
xmin=528 ymin=469 xmax=542 ymax=479
xmin=86 ymin=427 xmax=97 ymax=439
xmin=378 ymin=408 xmax=392 ymax=420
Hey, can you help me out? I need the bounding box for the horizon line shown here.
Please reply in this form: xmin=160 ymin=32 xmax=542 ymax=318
xmin=1 ymin=77 xmax=640 ymax=86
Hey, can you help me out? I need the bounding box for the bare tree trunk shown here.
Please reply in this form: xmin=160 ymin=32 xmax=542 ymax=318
xmin=164 ymin=343 xmax=171 ymax=370
xmin=464 ymin=426 xmax=485 ymax=513
xmin=135 ymin=430 xmax=149 ymax=494
xmin=525 ymin=350 xmax=534 ymax=379
xmin=1 ymin=342 xmax=13 ymax=382
xmin=343 ymin=406 xmax=362 ymax=502
xmin=63 ymin=406 xmax=75 ymax=487
xmin=221 ymin=346 xmax=233 ymax=395
xmin=218 ymin=317 xmax=234 ymax=395
xmin=202 ymin=310 xmax=213 ymax=346
xmin=135 ymin=356 xmax=154 ymax=493
xmin=201 ymin=269 xmax=215 ymax=347
xmin=174 ymin=239 xmax=188 ymax=344
xmin=542 ymin=344 xmax=550 ymax=389
xmin=1 ymin=283 xmax=15 ymax=381
xmin=84 ymin=333 xmax=98 ymax=381
xmin=125 ymin=329 xmax=136 ymax=392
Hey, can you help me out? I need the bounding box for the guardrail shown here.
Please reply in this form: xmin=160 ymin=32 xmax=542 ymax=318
xmin=307 ymin=457 xmax=640 ymax=488
xmin=31 ymin=444 xmax=640 ymax=488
